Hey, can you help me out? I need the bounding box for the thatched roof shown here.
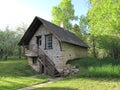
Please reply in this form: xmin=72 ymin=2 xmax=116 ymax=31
xmin=18 ymin=16 xmax=89 ymax=48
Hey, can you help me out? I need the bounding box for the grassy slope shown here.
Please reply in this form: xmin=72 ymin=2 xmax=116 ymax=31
xmin=34 ymin=57 xmax=120 ymax=90
xmin=0 ymin=57 xmax=48 ymax=90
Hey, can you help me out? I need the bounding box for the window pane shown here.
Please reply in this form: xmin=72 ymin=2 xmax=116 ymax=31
xmin=45 ymin=34 xmax=52 ymax=49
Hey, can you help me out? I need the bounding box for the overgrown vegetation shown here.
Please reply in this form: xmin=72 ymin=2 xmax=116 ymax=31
xmin=0 ymin=57 xmax=49 ymax=90
xmin=70 ymin=58 xmax=120 ymax=78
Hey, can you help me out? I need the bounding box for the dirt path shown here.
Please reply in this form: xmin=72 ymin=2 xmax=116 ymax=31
xmin=18 ymin=77 xmax=63 ymax=90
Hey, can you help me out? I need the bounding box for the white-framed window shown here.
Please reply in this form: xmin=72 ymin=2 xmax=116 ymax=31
xmin=45 ymin=34 xmax=52 ymax=49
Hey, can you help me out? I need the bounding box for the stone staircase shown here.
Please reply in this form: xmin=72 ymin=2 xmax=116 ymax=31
xmin=38 ymin=49 xmax=60 ymax=77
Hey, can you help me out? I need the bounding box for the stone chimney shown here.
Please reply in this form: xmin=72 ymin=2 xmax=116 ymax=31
xmin=60 ymin=22 xmax=64 ymax=28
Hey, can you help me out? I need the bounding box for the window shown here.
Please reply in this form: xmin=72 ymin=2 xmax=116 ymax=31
xmin=32 ymin=57 xmax=37 ymax=64
xmin=38 ymin=37 xmax=42 ymax=46
xmin=36 ymin=36 xmax=42 ymax=48
xmin=45 ymin=34 xmax=52 ymax=49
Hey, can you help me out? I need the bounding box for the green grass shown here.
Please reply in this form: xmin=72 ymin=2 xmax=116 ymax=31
xmin=0 ymin=57 xmax=49 ymax=90
xmin=34 ymin=57 xmax=120 ymax=90
xmin=1 ymin=57 xmax=120 ymax=90
xmin=34 ymin=78 xmax=120 ymax=90
xmin=72 ymin=57 xmax=120 ymax=78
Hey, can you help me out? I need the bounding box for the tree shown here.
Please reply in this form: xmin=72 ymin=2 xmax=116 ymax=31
xmin=0 ymin=27 xmax=17 ymax=60
xmin=51 ymin=0 xmax=77 ymax=30
xmin=73 ymin=24 xmax=82 ymax=39
xmin=88 ymin=0 xmax=120 ymax=58
xmin=73 ymin=15 xmax=89 ymax=39
xmin=0 ymin=31 xmax=4 ymax=59
xmin=79 ymin=15 xmax=89 ymax=34
xmin=0 ymin=23 xmax=27 ymax=60
xmin=15 ymin=23 xmax=27 ymax=59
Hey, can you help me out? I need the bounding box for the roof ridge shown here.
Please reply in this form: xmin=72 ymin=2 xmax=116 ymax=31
xmin=18 ymin=16 xmax=89 ymax=48
xmin=36 ymin=16 xmax=81 ymax=38
xmin=36 ymin=16 xmax=68 ymax=30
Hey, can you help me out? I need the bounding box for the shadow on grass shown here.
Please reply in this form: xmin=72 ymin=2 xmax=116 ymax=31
xmin=0 ymin=80 xmax=27 ymax=89
xmin=69 ymin=57 xmax=120 ymax=67
xmin=0 ymin=59 xmax=46 ymax=90
xmin=0 ymin=86 xmax=13 ymax=90
xmin=0 ymin=59 xmax=38 ymax=77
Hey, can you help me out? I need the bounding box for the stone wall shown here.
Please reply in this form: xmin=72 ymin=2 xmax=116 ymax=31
xmin=28 ymin=57 xmax=40 ymax=72
xmin=61 ymin=42 xmax=88 ymax=67
xmin=28 ymin=25 xmax=63 ymax=72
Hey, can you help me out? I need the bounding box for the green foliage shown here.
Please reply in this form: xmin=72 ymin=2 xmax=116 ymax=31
xmin=79 ymin=15 xmax=89 ymax=34
xmin=0 ymin=24 xmax=27 ymax=59
xmin=0 ymin=27 xmax=17 ymax=56
xmin=0 ymin=58 xmax=48 ymax=90
xmin=73 ymin=15 xmax=89 ymax=47
xmin=73 ymin=24 xmax=83 ymax=39
xmin=88 ymin=0 xmax=120 ymax=58
xmin=51 ymin=0 xmax=77 ymax=30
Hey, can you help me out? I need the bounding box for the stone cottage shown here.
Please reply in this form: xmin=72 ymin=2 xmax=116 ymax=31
xmin=18 ymin=16 xmax=89 ymax=76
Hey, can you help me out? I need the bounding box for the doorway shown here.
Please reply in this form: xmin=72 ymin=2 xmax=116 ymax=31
xmin=41 ymin=64 xmax=44 ymax=73
xmin=38 ymin=57 xmax=45 ymax=73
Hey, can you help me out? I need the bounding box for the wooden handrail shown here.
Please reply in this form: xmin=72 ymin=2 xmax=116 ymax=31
xmin=26 ymin=45 xmax=60 ymax=76
xmin=38 ymin=49 xmax=55 ymax=66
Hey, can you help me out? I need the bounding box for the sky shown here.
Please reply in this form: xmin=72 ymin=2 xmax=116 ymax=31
xmin=0 ymin=0 xmax=89 ymax=30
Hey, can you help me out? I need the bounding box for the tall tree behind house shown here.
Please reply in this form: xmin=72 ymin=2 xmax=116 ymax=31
xmin=51 ymin=0 xmax=77 ymax=30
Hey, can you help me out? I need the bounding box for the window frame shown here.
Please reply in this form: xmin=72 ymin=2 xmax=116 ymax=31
xmin=32 ymin=57 xmax=37 ymax=64
xmin=36 ymin=36 xmax=42 ymax=48
xmin=45 ymin=34 xmax=53 ymax=49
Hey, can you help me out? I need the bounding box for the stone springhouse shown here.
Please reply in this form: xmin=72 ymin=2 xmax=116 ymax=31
xmin=18 ymin=16 xmax=89 ymax=76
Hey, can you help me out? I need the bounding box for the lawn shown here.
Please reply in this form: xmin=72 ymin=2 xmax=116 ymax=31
xmin=34 ymin=57 xmax=120 ymax=90
xmin=0 ymin=57 xmax=49 ymax=90
xmin=1 ymin=57 xmax=120 ymax=90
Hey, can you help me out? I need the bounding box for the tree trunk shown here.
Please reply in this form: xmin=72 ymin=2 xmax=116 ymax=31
xmin=18 ymin=46 xmax=21 ymax=59
xmin=110 ymin=42 xmax=119 ymax=59
xmin=0 ymin=49 xmax=3 ymax=59
xmin=0 ymin=49 xmax=2 ymax=59
xmin=4 ymin=53 xmax=8 ymax=60
xmin=92 ymin=36 xmax=97 ymax=58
